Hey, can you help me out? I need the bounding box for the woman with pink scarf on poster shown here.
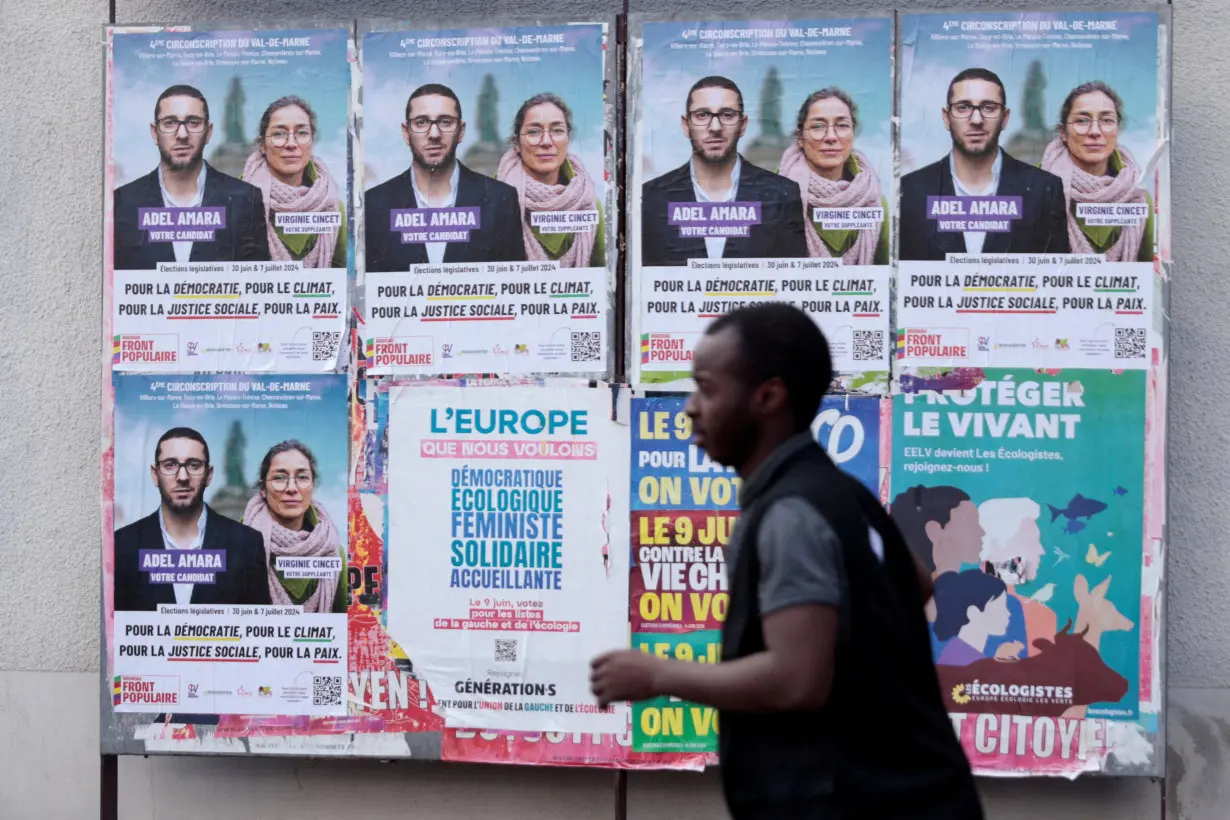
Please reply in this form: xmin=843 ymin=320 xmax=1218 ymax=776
xmin=1042 ymin=81 xmax=1154 ymax=262
xmin=242 ymin=96 xmax=347 ymax=269
xmin=778 ymin=87 xmax=888 ymax=265
xmin=496 ymin=93 xmax=605 ymax=268
xmin=242 ymin=440 xmax=347 ymax=614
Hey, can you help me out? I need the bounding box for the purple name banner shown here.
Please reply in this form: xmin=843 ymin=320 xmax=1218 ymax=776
xmin=138 ymin=207 xmax=226 ymax=242
xmin=139 ymin=549 xmax=227 ymax=584
xmin=668 ymin=201 xmax=761 ymax=239
xmin=392 ymin=207 xmax=481 ymax=244
xmin=926 ymin=196 xmax=1022 ymax=233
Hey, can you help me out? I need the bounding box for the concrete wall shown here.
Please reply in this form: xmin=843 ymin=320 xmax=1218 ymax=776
xmin=3 ymin=0 xmax=1223 ymax=817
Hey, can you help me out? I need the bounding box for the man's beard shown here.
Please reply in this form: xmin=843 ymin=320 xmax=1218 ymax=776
xmin=952 ymin=123 xmax=1003 ymax=159
xmin=690 ymin=134 xmax=738 ymax=166
xmin=412 ymin=140 xmax=459 ymax=173
xmin=159 ymin=482 xmax=205 ymax=515
xmin=159 ymin=142 xmax=205 ymax=173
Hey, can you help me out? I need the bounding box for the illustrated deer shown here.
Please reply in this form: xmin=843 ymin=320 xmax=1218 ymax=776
xmin=1061 ymin=574 xmax=1134 ymax=718
xmin=1073 ymin=574 xmax=1134 ymax=652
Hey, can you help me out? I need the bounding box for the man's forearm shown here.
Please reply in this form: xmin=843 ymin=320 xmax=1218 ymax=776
xmin=653 ymin=651 xmax=826 ymax=714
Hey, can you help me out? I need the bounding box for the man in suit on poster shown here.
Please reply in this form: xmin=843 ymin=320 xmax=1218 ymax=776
xmin=365 ymin=83 xmax=526 ymax=270
xmin=112 ymin=84 xmax=272 ymax=270
xmin=640 ymin=75 xmax=808 ymax=266
xmin=899 ymin=68 xmax=1069 ymax=260
xmin=113 ymin=426 xmax=271 ymax=611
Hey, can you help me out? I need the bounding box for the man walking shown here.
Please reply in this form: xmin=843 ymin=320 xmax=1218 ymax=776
xmin=590 ymin=303 xmax=983 ymax=819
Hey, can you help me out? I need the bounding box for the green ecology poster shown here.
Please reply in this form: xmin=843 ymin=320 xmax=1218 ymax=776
xmin=891 ymin=369 xmax=1145 ymax=730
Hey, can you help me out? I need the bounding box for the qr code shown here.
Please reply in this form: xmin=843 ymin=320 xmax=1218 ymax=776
xmin=853 ymin=330 xmax=884 ymax=361
xmin=312 ymin=675 xmax=343 ymax=706
xmin=494 ymin=639 xmax=518 ymax=663
xmin=570 ymin=331 xmax=602 ymax=362
xmin=1114 ymin=328 xmax=1146 ymax=359
xmin=313 ymin=331 xmax=342 ymax=362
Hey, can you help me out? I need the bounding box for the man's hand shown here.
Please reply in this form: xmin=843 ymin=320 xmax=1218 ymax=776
xmin=589 ymin=650 xmax=663 ymax=708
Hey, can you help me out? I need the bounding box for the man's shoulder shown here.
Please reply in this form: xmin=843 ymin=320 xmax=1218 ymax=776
xmin=365 ymin=169 xmax=410 ymax=205
xmin=738 ymin=159 xmax=796 ymax=193
xmin=113 ymin=170 xmax=158 ymax=204
xmin=1002 ymin=152 xmax=1064 ymax=190
xmin=901 ymin=157 xmax=948 ymax=193
xmin=459 ymin=163 xmax=518 ymax=202
xmin=114 ymin=512 xmax=158 ymax=548
xmin=206 ymin=509 xmax=263 ymax=543
xmin=206 ymin=164 xmax=262 ymax=198
xmin=642 ymin=163 xmax=690 ymax=195
xmin=761 ymin=493 xmax=837 ymax=537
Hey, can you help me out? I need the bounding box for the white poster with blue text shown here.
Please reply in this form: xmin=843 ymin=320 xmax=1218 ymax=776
xmin=386 ymin=386 xmax=629 ymax=732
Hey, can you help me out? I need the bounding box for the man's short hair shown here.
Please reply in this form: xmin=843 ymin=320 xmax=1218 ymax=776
xmin=686 ymin=76 xmax=744 ymax=115
xmin=889 ymin=485 xmax=972 ymax=572
xmin=154 ymin=427 xmax=210 ymax=464
xmin=946 ymin=68 xmax=1006 ymax=106
xmin=705 ymin=302 xmax=832 ymax=433
xmin=406 ymin=83 xmax=462 ymax=123
xmin=155 ymin=85 xmax=210 ymax=123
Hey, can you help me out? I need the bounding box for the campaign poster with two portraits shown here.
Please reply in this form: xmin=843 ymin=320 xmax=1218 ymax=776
xmin=629 ymin=16 xmax=894 ymax=390
xmin=106 ymin=27 xmax=352 ymax=372
xmin=109 ymin=373 xmax=350 ymax=717
xmin=895 ymin=11 xmax=1163 ymax=369
xmin=360 ymin=23 xmax=613 ymax=377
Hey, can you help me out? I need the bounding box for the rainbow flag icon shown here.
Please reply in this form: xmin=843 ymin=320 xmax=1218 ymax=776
xmin=112 ymin=336 xmax=122 ymax=365
xmin=112 ymin=676 xmax=122 ymax=705
xmin=640 ymin=334 xmax=650 ymax=364
xmin=895 ymin=329 xmax=906 ymax=360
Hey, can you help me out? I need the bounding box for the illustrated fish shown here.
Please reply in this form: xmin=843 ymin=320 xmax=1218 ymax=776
xmin=1030 ymin=583 xmax=1055 ymax=603
xmin=1052 ymin=546 xmax=1070 ymax=565
xmin=1114 ymin=486 xmax=1128 ymax=496
xmin=1048 ymin=493 xmax=1108 ymax=523
xmin=1064 ymin=519 xmax=1087 ymax=534
xmin=1086 ymin=544 xmax=1111 ymax=567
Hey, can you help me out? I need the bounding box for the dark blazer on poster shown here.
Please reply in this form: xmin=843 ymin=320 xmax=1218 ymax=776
xmin=112 ymin=506 xmax=272 ymax=611
xmin=112 ymin=162 xmax=272 ymax=270
xmin=899 ymin=151 xmax=1071 ymax=261
xmin=640 ymin=157 xmax=809 ymax=266
xmin=364 ymin=162 xmax=527 ymax=271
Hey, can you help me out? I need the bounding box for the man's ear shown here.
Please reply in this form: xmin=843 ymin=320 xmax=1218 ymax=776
xmin=751 ymin=377 xmax=789 ymax=418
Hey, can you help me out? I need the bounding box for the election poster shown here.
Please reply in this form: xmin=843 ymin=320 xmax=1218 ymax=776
xmin=890 ymin=368 xmax=1149 ymax=774
xmin=895 ymin=11 xmax=1164 ymax=369
xmin=629 ymin=393 xmax=883 ymax=752
xmin=109 ymin=374 xmax=349 ymax=716
xmin=629 ymin=16 xmax=894 ymax=388
xmin=106 ymin=26 xmax=352 ymax=372
xmin=386 ymin=386 xmax=629 ymax=732
xmin=360 ymin=22 xmax=615 ymax=377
